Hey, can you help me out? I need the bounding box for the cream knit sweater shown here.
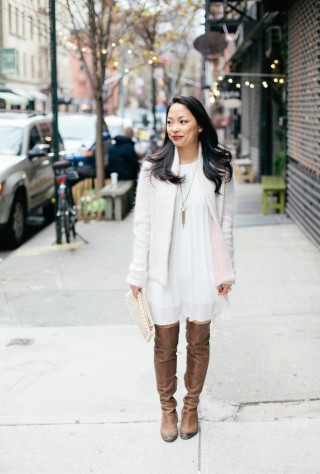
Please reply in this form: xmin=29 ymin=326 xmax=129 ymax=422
xmin=127 ymin=147 xmax=235 ymax=289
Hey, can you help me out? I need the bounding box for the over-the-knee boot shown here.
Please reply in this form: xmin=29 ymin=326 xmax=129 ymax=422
xmin=180 ymin=319 xmax=210 ymax=440
xmin=154 ymin=322 xmax=180 ymax=442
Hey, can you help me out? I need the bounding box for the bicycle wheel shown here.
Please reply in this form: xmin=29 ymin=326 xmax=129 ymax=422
xmin=55 ymin=211 xmax=63 ymax=244
xmin=63 ymin=209 xmax=70 ymax=243
xmin=71 ymin=217 xmax=76 ymax=239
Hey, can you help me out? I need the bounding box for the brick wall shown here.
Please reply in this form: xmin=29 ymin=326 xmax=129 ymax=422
xmin=286 ymin=0 xmax=320 ymax=246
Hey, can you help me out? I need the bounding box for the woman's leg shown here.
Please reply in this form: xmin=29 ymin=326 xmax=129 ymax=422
xmin=154 ymin=321 xmax=180 ymax=442
xmin=180 ymin=318 xmax=211 ymax=440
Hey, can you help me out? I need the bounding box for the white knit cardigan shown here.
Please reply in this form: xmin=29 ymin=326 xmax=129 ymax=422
xmin=127 ymin=147 xmax=235 ymax=289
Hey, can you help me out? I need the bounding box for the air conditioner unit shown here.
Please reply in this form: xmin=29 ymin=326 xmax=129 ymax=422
xmin=265 ymin=26 xmax=282 ymax=58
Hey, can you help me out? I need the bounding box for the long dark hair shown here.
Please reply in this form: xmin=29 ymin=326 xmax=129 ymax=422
xmin=147 ymin=95 xmax=233 ymax=193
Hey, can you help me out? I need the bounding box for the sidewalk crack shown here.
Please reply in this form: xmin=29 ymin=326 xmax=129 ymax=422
xmin=238 ymin=397 xmax=320 ymax=407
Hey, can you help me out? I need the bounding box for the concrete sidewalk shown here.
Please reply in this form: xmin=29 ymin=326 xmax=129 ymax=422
xmin=0 ymin=183 xmax=320 ymax=474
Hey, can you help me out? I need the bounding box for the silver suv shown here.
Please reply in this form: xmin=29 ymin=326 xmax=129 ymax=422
xmin=0 ymin=111 xmax=58 ymax=248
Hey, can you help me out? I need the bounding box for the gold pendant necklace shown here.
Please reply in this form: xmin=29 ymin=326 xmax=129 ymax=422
xmin=179 ymin=159 xmax=199 ymax=228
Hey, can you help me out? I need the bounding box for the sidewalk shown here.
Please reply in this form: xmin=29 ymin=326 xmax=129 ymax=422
xmin=0 ymin=183 xmax=320 ymax=474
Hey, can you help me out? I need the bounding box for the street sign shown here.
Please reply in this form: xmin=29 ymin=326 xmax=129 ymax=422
xmin=1 ymin=48 xmax=17 ymax=75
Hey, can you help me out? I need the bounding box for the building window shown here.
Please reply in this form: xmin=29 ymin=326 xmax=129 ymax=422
xmin=38 ymin=56 xmax=42 ymax=79
xmin=29 ymin=17 xmax=33 ymax=39
xmin=16 ymin=50 xmax=20 ymax=76
xmin=9 ymin=4 xmax=12 ymax=33
xmin=23 ymin=53 xmax=27 ymax=77
xmin=22 ymin=12 xmax=25 ymax=37
xmin=31 ymin=55 xmax=35 ymax=78
xmin=15 ymin=8 xmax=19 ymax=36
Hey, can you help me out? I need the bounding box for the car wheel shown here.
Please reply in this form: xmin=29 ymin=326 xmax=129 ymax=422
xmin=6 ymin=194 xmax=26 ymax=248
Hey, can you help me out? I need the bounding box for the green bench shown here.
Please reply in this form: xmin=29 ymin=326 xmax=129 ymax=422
xmin=100 ymin=180 xmax=135 ymax=220
xmin=262 ymin=175 xmax=286 ymax=214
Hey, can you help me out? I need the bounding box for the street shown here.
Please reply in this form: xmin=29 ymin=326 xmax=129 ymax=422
xmin=0 ymin=183 xmax=320 ymax=473
xmin=0 ymin=0 xmax=319 ymax=471
xmin=0 ymin=214 xmax=52 ymax=263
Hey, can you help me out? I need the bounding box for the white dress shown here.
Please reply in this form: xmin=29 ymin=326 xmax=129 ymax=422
xmin=146 ymin=160 xmax=230 ymax=326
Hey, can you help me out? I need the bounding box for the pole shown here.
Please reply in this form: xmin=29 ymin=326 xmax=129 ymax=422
xmin=49 ymin=0 xmax=61 ymax=243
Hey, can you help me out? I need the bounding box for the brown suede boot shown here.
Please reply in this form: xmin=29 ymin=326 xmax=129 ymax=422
xmin=154 ymin=321 xmax=180 ymax=442
xmin=180 ymin=319 xmax=211 ymax=440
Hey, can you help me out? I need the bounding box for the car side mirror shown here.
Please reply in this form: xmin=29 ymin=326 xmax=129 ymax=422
xmin=28 ymin=143 xmax=50 ymax=160
xmin=102 ymin=131 xmax=110 ymax=141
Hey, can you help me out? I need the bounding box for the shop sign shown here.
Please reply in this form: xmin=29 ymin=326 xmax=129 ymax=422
xmin=218 ymin=90 xmax=241 ymax=100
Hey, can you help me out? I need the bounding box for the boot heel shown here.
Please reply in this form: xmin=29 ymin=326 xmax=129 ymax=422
xmin=180 ymin=408 xmax=198 ymax=439
xmin=161 ymin=411 xmax=178 ymax=442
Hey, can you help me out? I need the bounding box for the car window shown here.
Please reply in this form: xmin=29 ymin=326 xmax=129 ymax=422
xmin=29 ymin=126 xmax=42 ymax=150
xmin=106 ymin=124 xmax=122 ymax=137
xmin=102 ymin=120 xmax=109 ymax=133
xmin=58 ymin=117 xmax=95 ymax=142
xmin=38 ymin=122 xmax=52 ymax=148
xmin=0 ymin=125 xmax=24 ymax=155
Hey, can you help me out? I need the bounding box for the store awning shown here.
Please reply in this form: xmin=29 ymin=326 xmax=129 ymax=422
xmin=0 ymin=92 xmax=28 ymax=106
xmin=28 ymin=89 xmax=47 ymax=102
xmin=3 ymin=88 xmax=47 ymax=103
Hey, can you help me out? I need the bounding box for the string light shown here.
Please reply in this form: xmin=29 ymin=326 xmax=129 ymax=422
xmin=66 ymin=37 xmax=288 ymax=90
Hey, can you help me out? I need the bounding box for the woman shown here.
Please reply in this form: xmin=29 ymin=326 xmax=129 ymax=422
xmin=127 ymin=96 xmax=235 ymax=443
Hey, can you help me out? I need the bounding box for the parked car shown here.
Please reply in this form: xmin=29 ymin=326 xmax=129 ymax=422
xmin=104 ymin=115 xmax=133 ymax=138
xmin=0 ymin=111 xmax=61 ymax=248
xmin=58 ymin=114 xmax=111 ymax=178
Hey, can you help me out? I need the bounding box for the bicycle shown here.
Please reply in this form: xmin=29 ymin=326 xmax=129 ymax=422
xmin=52 ymin=160 xmax=78 ymax=244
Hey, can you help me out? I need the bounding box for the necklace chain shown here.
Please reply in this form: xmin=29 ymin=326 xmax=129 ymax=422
xmin=179 ymin=159 xmax=199 ymax=228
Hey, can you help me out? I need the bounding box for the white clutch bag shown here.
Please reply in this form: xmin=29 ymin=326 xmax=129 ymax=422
xmin=125 ymin=289 xmax=155 ymax=342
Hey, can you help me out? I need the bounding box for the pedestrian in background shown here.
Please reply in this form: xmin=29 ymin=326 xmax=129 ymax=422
xmin=107 ymin=127 xmax=140 ymax=181
xmin=127 ymin=96 xmax=235 ymax=442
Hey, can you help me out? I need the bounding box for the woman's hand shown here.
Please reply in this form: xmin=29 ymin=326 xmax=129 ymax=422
xmin=217 ymin=283 xmax=232 ymax=296
xmin=130 ymin=285 xmax=141 ymax=299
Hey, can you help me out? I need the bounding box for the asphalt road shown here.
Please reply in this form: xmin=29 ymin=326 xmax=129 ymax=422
xmin=0 ymin=215 xmax=53 ymax=261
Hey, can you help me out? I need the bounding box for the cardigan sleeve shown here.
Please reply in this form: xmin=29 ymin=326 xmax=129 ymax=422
xmin=219 ymin=175 xmax=235 ymax=270
xmin=126 ymin=162 xmax=151 ymax=288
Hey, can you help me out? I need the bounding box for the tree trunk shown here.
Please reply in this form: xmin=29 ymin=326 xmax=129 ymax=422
xmin=95 ymin=96 xmax=105 ymax=190
xmin=151 ymin=63 xmax=157 ymax=134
